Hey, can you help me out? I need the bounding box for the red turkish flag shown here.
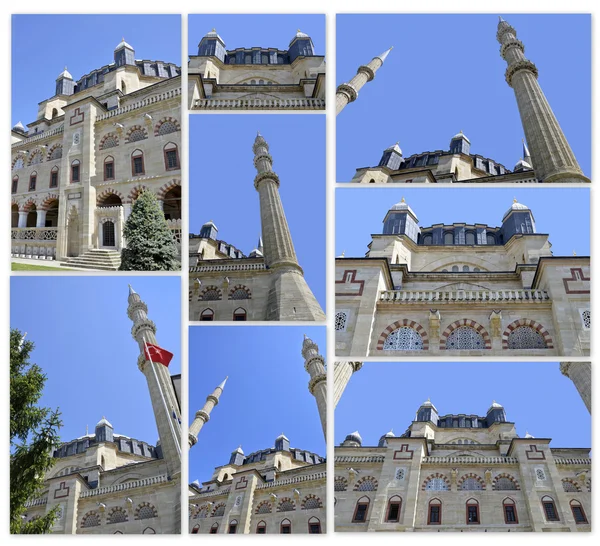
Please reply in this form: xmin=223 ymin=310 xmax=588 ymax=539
xmin=144 ymin=343 xmax=174 ymax=367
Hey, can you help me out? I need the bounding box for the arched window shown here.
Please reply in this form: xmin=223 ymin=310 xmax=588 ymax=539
xmin=103 ymin=156 xmax=115 ymax=181
xmin=465 ymin=231 xmax=476 ymax=245
xmin=334 ymin=476 xmax=348 ymax=491
xmin=562 ymin=479 xmax=580 ymax=493
xmin=108 ymin=507 xmax=128 ymax=524
xmin=466 ymin=499 xmax=480 ymax=524
xmin=233 ymin=307 xmax=247 ymax=321
xmin=444 ymin=232 xmax=454 ymax=244
xmin=255 ymin=501 xmax=272 ymax=514
xmin=71 ymin=160 xmax=80 ymax=183
xmin=28 ymin=150 xmax=43 ymax=166
xmin=280 ymin=518 xmax=292 ymax=534
xmin=256 ymin=520 xmax=267 ymax=534
xmin=369 ymin=178 xmax=375 ymax=184
xmin=121 ymin=80 xmax=127 ymax=94
xmin=460 ymin=476 xmax=484 ymax=491
xmin=422 ymin=234 xmax=433 ymax=245
xmin=131 ymin=149 xmax=145 ymax=176
xmin=355 ymin=477 xmax=378 ymax=491
xmin=503 ymin=498 xmax=518 ymax=524
xmin=302 ymin=495 xmax=321 ymax=510
xmin=385 ymin=495 xmax=402 ymax=522
xmin=136 ymin=504 xmax=156 ymax=520
xmin=49 ymin=144 xmax=63 ymax=160
xmin=228 ymin=519 xmax=238 ymax=534
xmin=201 ymin=287 xmax=221 ymax=301
xmin=81 ymin=511 xmax=101 ymax=528
xmin=335 ymin=311 xmax=348 ymax=331
xmin=424 ymin=477 xmax=449 ymax=491
xmin=13 ymin=156 xmax=24 ymax=170
xmin=278 ymin=499 xmax=295 ymax=512
xmin=507 ymin=326 xmax=547 ymax=349
xmin=308 ymin=517 xmax=321 ymax=534
xmin=12 ymin=176 xmax=18 ymax=194
xmin=427 ymin=499 xmax=442 ymax=525
xmin=142 ymin=527 xmax=155 ymax=534
xmin=191 ymin=524 xmax=200 ymax=534
xmin=446 ymin=326 xmax=485 ymax=350
xmin=230 ymin=287 xmax=250 ymax=300
xmin=383 ymin=327 xmax=423 ymax=351
xmin=570 ymin=500 xmax=588 ymax=524
xmin=352 ymin=496 xmax=370 ymax=523
xmin=29 ymin=172 xmax=37 ymax=191
xmin=210 ymin=522 xmax=219 ymax=534
xmin=200 ymin=309 xmax=214 ymax=321
xmin=157 ymin=120 xmax=179 ymax=135
xmin=462 ymin=265 xmax=470 ymax=272
xmin=49 ymin=166 xmax=59 ymax=188
xmin=486 ymin=233 xmax=496 ymax=245
xmin=164 ymin=142 xmax=180 ymax=171
xmin=52 ymin=107 xmax=58 ymax=118
xmin=541 ymin=496 xmax=559 ymax=522
xmin=195 ymin=505 xmax=209 ymax=519
xmin=101 ymin=134 xmax=119 ymax=150
xmin=212 ymin=504 xmax=225 ymax=517
xmin=495 ymin=477 xmax=517 ymax=490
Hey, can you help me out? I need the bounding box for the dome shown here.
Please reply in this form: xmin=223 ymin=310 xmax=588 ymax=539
xmin=390 ymin=197 xmax=415 ymax=215
xmin=290 ymin=29 xmax=310 ymax=45
xmin=383 ymin=429 xmax=395 ymax=438
xmin=385 ymin=142 xmax=402 ymax=155
xmin=96 ymin=416 xmax=113 ymax=428
xmin=420 ymin=398 xmax=437 ymax=411
xmin=204 ymin=28 xmax=224 ymax=42
xmin=57 ymin=67 xmax=73 ymax=80
xmin=202 ymin=220 xmax=217 ymax=228
xmin=487 ymin=400 xmax=504 ymax=412
xmin=115 ymin=38 xmax=134 ymax=51
xmin=249 ymin=248 xmax=263 ymax=258
xmin=513 ymin=158 xmax=532 ymax=172
xmin=344 ymin=430 xmax=362 ymax=445
xmin=451 ymin=130 xmax=470 ymax=143
xmin=503 ymin=198 xmax=530 ymax=219
xmin=12 ymin=121 xmax=25 ymax=132
xmin=232 ymin=445 xmax=244 ymax=455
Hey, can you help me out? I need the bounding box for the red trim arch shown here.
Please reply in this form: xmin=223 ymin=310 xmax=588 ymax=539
xmin=157 ymin=179 xmax=181 ymax=200
xmin=20 ymin=198 xmax=38 ymax=212
xmin=99 ymin=132 xmax=120 ymax=150
xmin=457 ymin=473 xmax=486 ymax=491
xmin=125 ymin=124 xmax=148 ymax=143
xmin=126 ymin=184 xmax=149 ymax=204
xmin=154 ymin=116 xmax=181 ymax=136
xmin=421 ymin=473 xmax=451 ymax=491
xmin=492 ymin=473 xmax=521 ymax=490
xmin=301 ymin=494 xmax=322 ymax=510
xmin=40 ymin=194 xmax=60 ymax=211
xmin=561 ymin=478 xmax=582 ymax=492
xmin=501 ymin=319 xmax=554 ymax=349
xmin=376 ymin=319 xmax=429 ymax=351
xmin=440 ymin=319 xmax=491 ymax=350
xmin=97 ymin=188 xmax=125 ymax=206
xmin=354 ymin=476 xmax=379 ymax=491
xmin=46 ymin=143 xmax=63 ymax=161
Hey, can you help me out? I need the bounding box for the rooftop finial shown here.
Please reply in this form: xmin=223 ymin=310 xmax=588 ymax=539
xmin=513 ymin=197 xmax=518 ymax=203
xmin=128 ymin=284 xmax=136 ymax=295
xmin=573 ymin=250 xmax=577 ymax=256
xmin=401 ymin=197 xmax=406 ymax=203
xmin=499 ymin=16 xmax=505 ymax=22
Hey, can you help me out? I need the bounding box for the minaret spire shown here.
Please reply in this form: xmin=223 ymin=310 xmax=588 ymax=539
xmin=127 ymin=286 xmax=181 ymax=478
xmin=189 ymin=377 xmax=228 ymax=447
xmin=333 ymin=362 xmax=363 ymax=407
xmin=336 ymin=46 xmax=393 ymax=115
xmin=497 ymin=17 xmax=588 ymax=183
xmin=252 ymin=133 xmax=325 ymax=320
xmin=522 ymin=138 xmax=532 ymax=167
xmin=302 ymin=336 xmax=327 ymax=440
xmin=560 ymin=362 xmax=591 ymax=413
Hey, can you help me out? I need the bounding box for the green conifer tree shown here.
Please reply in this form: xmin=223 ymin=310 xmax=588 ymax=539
xmin=10 ymin=328 xmax=62 ymax=534
xmin=119 ymin=190 xmax=180 ymax=271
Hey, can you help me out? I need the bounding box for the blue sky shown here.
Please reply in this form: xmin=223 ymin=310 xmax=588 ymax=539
xmin=189 ymin=326 xmax=326 ymax=483
xmin=335 ymin=187 xmax=590 ymax=258
xmin=336 ymin=14 xmax=591 ymax=181
xmin=335 ymin=362 xmax=591 ymax=449
xmin=188 ymin=14 xmax=325 ymax=56
xmin=190 ymin=115 xmax=326 ymax=310
xmin=11 ymin=14 xmax=181 ymax=128
xmin=10 ymin=276 xmax=181 ymax=446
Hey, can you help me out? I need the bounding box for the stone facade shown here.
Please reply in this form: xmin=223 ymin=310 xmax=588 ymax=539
xmin=22 ymin=286 xmax=182 ymax=533
xmin=335 ymin=400 xmax=591 ymax=532
xmin=189 ymin=134 xmax=325 ymax=322
xmin=189 ymin=29 xmax=325 ymax=111
xmin=11 ymin=40 xmax=182 ymax=269
xmin=335 ymin=199 xmax=590 ymax=357
xmin=189 ymin=435 xmax=326 ymax=534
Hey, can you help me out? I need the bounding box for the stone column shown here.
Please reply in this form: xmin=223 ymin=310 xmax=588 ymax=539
xmin=333 ymin=361 xmax=362 ymax=408
xmin=336 ymin=48 xmax=392 ymax=115
xmin=560 ymin=362 xmax=591 ymax=413
xmin=189 ymin=377 xmax=227 ymax=447
xmin=497 ymin=17 xmax=589 ymax=183
xmin=302 ymin=335 xmax=327 ymax=440
xmin=18 ymin=211 xmax=27 ymax=228
xmin=36 ymin=210 xmax=47 ymax=228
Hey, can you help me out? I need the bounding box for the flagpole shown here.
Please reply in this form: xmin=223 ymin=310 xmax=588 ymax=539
xmin=144 ymin=339 xmax=182 ymax=458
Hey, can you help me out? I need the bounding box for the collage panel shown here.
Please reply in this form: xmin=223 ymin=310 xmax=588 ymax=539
xmin=189 ymin=114 xmax=326 ymax=322
xmin=335 ymin=188 xmax=590 ymax=358
xmin=188 ymin=14 xmax=326 ymax=112
xmin=11 ymin=14 xmax=182 ymax=272
xmin=10 ymin=277 xmax=182 ymax=534
xmin=336 ymin=14 xmax=591 ymax=185
xmin=188 ymin=326 xmax=327 ymax=534
xmin=333 ymin=361 xmax=591 ymax=531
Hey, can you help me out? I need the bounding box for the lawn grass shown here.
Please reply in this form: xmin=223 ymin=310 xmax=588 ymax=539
xmin=12 ymin=262 xmax=71 ymax=271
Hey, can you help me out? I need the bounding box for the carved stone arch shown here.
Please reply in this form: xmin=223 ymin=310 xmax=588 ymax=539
xmin=81 ymin=510 xmax=101 ymax=528
xmin=334 ymin=476 xmax=348 ymax=491
xmin=125 ymin=124 xmax=148 ymax=143
xmin=301 ymin=494 xmax=322 ymax=510
xmin=97 ymin=188 xmax=125 ymax=206
xmin=457 ymin=473 xmax=486 ymax=490
xmin=134 ymin=502 xmax=158 ymax=520
xmin=200 ymin=286 xmax=222 ymax=301
xmin=194 ymin=504 xmax=210 ymax=518
xmin=46 ymin=143 xmax=63 ymax=160
xmin=501 ymin=318 xmax=554 ymax=349
xmin=27 ymin=148 xmax=44 ymax=166
xmin=107 ymin=506 xmax=128 ymax=524
xmin=99 ymin=132 xmax=120 ymax=150
xmin=229 ymin=285 xmax=252 ymax=300
xmin=561 ymin=478 xmax=582 ymax=492
xmin=211 ymin=502 xmax=226 ymax=517
xmin=20 ymin=198 xmax=38 ymax=212
xmin=255 ymin=500 xmax=272 ymax=514
xmin=354 ymin=476 xmax=379 ymax=491
xmin=440 ymin=319 xmax=491 ymax=350
xmin=154 ymin=116 xmax=181 ymax=136
xmin=493 ymin=473 xmax=521 ymax=490
xmin=377 ymin=319 xmax=429 ymax=351
xmin=126 ymin=184 xmax=149 ymax=204
xmin=11 ymin=154 xmax=26 ymax=170
xmin=157 ymin=178 xmax=181 ymax=200
xmin=421 ymin=473 xmax=451 ymax=491
xmin=40 ymin=194 xmax=60 ymax=211
xmin=277 ymin=497 xmax=296 ymax=512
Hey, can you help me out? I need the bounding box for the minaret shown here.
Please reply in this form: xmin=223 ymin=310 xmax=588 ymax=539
xmin=522 ymin=138 xmax=533 ymax=167
xmin=302 ymin=335 xmax=327 ymax=440
xmin=497 ymin=17 xmax=589 ymax=183
xmin=189 ymin=377 xmax=227 ymax=447
xmin=333 ymin=361 xmax=363 ymax=408
xmin=252 ymin=133 xmax=325 ymax=321
xmin=336 ymin=47 xmax=392 ymax=115
xmin=560 ymin=362 xmax=591 ymax=413
xmin=127 ymin=285 xmax=181 ymax=477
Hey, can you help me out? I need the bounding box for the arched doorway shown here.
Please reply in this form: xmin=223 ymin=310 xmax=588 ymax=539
xmin=26 ymin=204 xmax=37 ymax=227
xmin=162 ymin=185 xmax=181 ymax=220
xmin=102 ymin=220 xmax=116 ymax=248
xmin=11 ymin=204 xmax=18 ymax=228
xmin=97 ymin=193 xmax=123 ymax=208
xmin=45 ymin=199 xmax=59 ymax=227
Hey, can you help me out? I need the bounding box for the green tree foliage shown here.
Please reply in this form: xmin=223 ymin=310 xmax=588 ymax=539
xmin=10 ymin=328 xmax=62 ymax=534
xmin=119 ymin=190 xmax=180 ymax=271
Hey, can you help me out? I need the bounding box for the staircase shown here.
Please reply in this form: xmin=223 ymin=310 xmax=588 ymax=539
xmin=62 ymin=249 xmax=121 ymax=271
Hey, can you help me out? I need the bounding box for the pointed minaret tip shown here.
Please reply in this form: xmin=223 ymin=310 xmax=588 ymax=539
xmin=217 ymin=376 xmax=228 ymax=390
xmin=377 ymin=46 xmax=393 ymax=63
xmin=128 ymin=284 xmax=136 ymax=295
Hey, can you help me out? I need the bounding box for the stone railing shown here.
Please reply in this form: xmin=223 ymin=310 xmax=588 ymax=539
xmin=167 ymin=219 xmax=181 ymax=245
xmin=554 ymin=458 xmax=592 ymax=465
xmin=255 ymin=471 xmax=327 ymax=490
xmin=380 ymin=289 xmax=550 ymax=304
xmin=79 ymin=474 xmax=168 ymax=498
xmin=11 ymin=228 xmax=58 ymax=241
xmin=422 ymin=456 xmax=519 ymax=464
xmin=335 ymin=455 xmax=386 ymax=463
xmin=96 ymin=88 xmax=181 ymax=121
xmin=193 ymin=487 xmax=231 ymax=499
xmin=12 ymin=125 xmax=64 ymax=148
xmin=190 ymin=263 xmax=267 ymax=273
xmin=24 ymin=497 xmax=48 ymax=508
xmin=194 ymin=97 xmax=325 ymax=111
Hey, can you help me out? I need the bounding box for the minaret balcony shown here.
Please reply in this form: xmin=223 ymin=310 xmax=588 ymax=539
xmin=379 ymin=289 xmax=550 ymax=305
